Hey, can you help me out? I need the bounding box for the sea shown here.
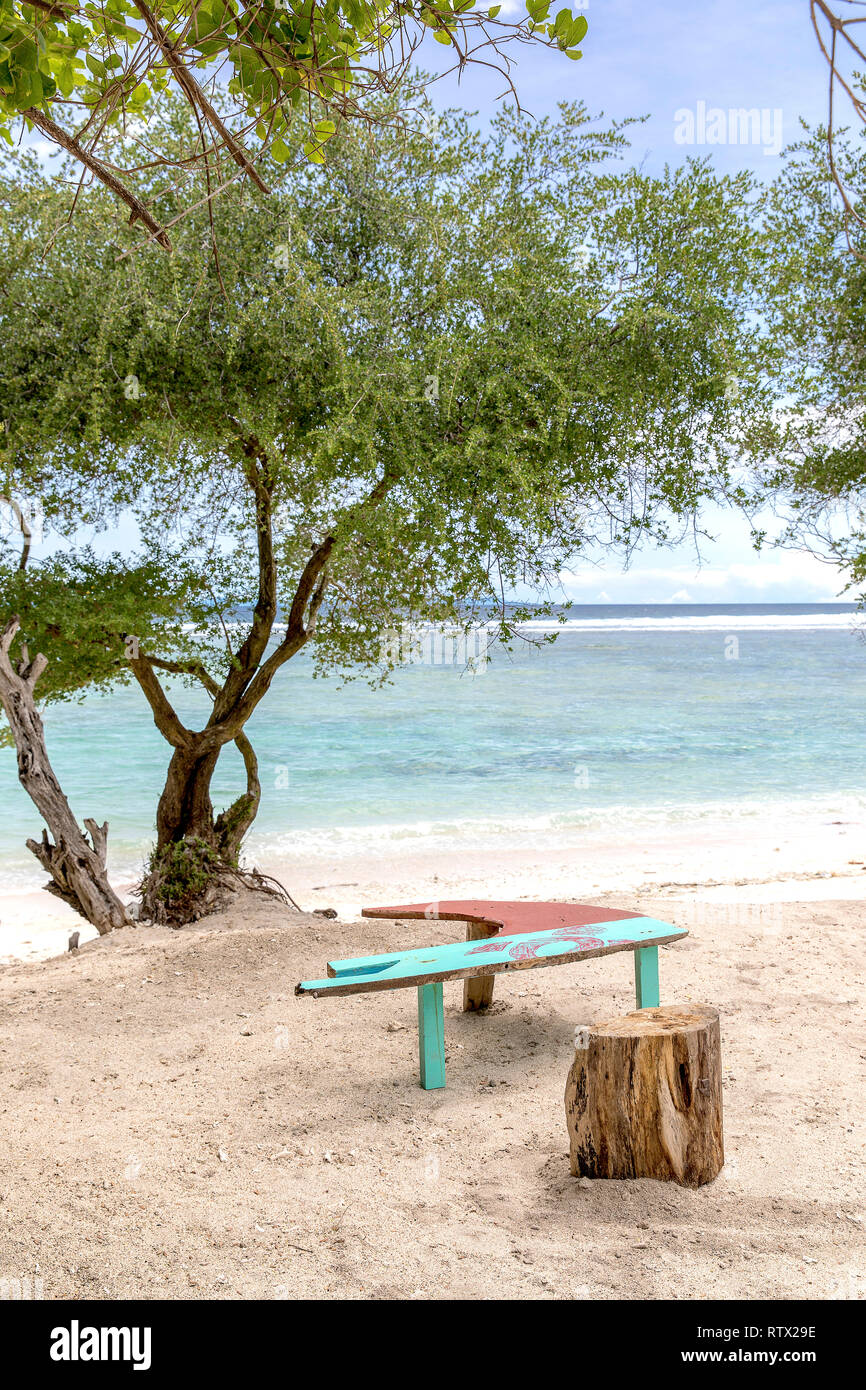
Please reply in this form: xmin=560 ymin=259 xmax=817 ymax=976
xmin=0 ymin=603 xmax=864 ymax=892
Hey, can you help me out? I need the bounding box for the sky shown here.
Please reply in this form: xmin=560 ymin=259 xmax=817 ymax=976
xmin=17 ymin=2 xmax=856 ymax=604
xmin=431 ymin=0 xmax=852 ymax=602
xmin=435 ymin=0 xmax=827 ymax=178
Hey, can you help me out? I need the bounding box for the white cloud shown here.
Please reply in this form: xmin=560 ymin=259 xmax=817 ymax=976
xmin=561 ymin=551 xmax=850 ymax=603
xmin=25 ymin=140 xmax=63 ymax=161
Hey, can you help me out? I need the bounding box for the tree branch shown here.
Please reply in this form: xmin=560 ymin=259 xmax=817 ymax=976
xmin=229 ymin=469 xmax=399 ymax=729
xmin=148 ymin=653 xmax=220 ymax=699
xmin=22 ymin=0 xmax=76 ymax=17
xmin=22 ymin=108 xmax=172 ymax=250
xmin=210 ymin=432 xmax=279 ymax=721
xmin=0 ymin=617 xmax=44 ymax=687
xmin=127 ymin=651 xmax=192 ymax=746
xmin=147 ymin=649 xmax=262 ymax=856
xmin=131 ymin=0 xmax=271 ymax=196
xmin=129 ymin=469 xmax=399 ymax=756
xmin=213 ymin=726 xmax=262 ymax=856
xmin=20 ymin=652 xmax=48 ymax=689
xmin=0 ymin=494 xmax=32 ymax=571
xmin=0 ymin=615 xmax=19 ymax=661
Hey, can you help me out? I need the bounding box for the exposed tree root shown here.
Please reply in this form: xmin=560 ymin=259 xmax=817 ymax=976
xmin=137 ymin=835 xmax=301 ymax=925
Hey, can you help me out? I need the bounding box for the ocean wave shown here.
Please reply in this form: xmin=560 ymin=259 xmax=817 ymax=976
xmin=179 ymin=612 xmax=860 ymax=640
xmin=514 ymin=614 xmax=859 ymax=633
xmin=2 ymin=791 xmax=862 ymax=891
xmin=245 ymin=792 xmax=866 ymax=862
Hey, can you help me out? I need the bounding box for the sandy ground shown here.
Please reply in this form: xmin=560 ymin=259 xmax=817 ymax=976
xmin=0 ymin=883 xmax=864 ymax=1301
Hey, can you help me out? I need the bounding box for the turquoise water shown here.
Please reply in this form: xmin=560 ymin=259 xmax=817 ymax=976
xmin=0 ymin=605 xmax=864 ymax=888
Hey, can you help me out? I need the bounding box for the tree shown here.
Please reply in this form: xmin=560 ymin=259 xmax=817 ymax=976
xmin=0 ymin=499 xmax=135 ymax=930
xmin=0 ymin=560 xmax=185 ymax=932
xmin=0 ymin=0 xmax=588 ymax=248
xmin=0 ymin=95 xmax=765 ymax=922
xmin=748 ymin=125 xmax=866 ymax=602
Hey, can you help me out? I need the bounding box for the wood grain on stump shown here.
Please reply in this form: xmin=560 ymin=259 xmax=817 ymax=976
xmin=565 ymin=1005 xmax=724 ymax=1187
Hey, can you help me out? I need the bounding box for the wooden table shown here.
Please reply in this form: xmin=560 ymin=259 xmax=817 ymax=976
xmin=297 ymin=900 xmax=688 ymax=1089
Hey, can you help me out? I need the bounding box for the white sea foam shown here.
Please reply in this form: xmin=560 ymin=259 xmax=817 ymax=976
xmin=246 ymin=792 xmax=866 ymax=864
xmin=182 ymin=611 xmax=860 ymax=640
xmin=3 ymin=791 xmax=861 ymax=895
xmin=516 ymin=613 xmax=858 ymax=633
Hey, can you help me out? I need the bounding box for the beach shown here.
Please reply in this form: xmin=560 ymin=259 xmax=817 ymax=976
xmin=2 ymin=795 xmax=866 ymax=963
xmin=0 ymin=872 xmax=863 ymax=1300
xmin=0 ymin=604 xmax=864 ymax=1299
xmin=1 ymin=2 xmax=863 ymax=1324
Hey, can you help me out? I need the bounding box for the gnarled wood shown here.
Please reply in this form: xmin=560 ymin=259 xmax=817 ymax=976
xmin=0 ymin=618 xmax=131 ymax=935
xmin=565 ymin=1005 xmax=724 ymax=1187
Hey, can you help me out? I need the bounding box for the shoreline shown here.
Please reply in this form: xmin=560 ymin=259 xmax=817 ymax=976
xmin=2 ymin=802 xmax=864 ymax=965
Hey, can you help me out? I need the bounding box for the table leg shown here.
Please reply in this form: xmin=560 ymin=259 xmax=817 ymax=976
xmin=463 ymin=920 xmax=497 ymax=1011
xmin=634 ymin=945 xmax=660 ymax=1008
xmin=417 ymin=982 xmax=446 ymax=1089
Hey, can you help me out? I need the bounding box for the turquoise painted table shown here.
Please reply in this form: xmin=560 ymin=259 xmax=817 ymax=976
xmin=296 ymin=908 xmax=688 ymax=1090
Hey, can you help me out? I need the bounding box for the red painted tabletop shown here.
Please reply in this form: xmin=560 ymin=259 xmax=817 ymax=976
xmin=360 ymin=899 xmax=644 ymax=937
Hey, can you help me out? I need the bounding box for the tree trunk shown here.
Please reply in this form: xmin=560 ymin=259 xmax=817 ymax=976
xmin=154 ymin=732 xmax=261 ymax=860
xmin=156 ymin=744 xmax=222 ymax=849
xmin=139 ymin=729 xmax=263 ymax=922
xmin=565 ymin=1004 xmax=724 ymax=1187
xmin=213 ymin=730 xmax=261 ymax=863
xmin=0 ymin=619 xmax=131 ymax=934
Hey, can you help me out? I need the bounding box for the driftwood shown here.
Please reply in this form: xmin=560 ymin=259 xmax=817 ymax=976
xmin=0 ymin=618 xmax=131 ymax=934
xmin=565 ymin=1005 xmax=724 ymax=1187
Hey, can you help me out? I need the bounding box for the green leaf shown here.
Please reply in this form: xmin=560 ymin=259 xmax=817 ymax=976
xmin=55 ymin=61 xmax=75 ymax=97
xmin=15 ymin=68 xmax=42 ymax=105
xmin=15 ymin=38 xmax=38 ymax=72
xmin=127 ymin=81 xmax=150 ymax=110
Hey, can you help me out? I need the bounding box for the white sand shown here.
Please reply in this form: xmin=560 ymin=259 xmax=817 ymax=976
xmin=0 ymin=885 xmax=863 ymax=1300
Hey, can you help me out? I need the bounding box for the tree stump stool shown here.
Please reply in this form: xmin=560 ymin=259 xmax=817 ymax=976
xmin=565 ymin=1004 xmax=724 ymax=1187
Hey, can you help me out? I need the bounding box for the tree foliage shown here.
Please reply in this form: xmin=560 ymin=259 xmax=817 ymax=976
xmin=749 ymin=125 xmax=866 ymax=600
xmin=0 ymin=0 xmax=588 ymax=248
xmin=0 ymin=93 xmax=766 ymax=910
